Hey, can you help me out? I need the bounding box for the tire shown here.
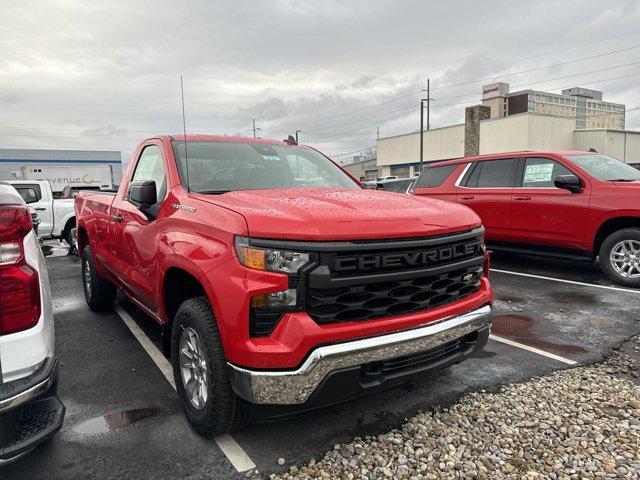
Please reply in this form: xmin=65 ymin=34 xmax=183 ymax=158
xmin=64 ymin=228 xmax=75 ymax=249
xmin=171 ymin=296 xmax=246 ymax=436
xmin=82 ymin=245 xmax=117 ymax=310
xmin=599 ymin=228 xmax=640 ymax=287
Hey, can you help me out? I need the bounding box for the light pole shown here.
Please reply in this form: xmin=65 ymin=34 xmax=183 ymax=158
xmin=419 ymin=98 xmax=428 ymax=174
xmin=418 ymin=78 xmax=432 ymax=175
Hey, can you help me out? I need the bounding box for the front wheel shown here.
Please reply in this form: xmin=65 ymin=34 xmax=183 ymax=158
xmin=170 ymin=296 xmax=245 ymax=436
xmin=599 ymin=228 xmax=640 ymax=287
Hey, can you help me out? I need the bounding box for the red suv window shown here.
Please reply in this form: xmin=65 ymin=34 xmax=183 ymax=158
xmin=415 ymin=164 xmax=457 ymax=188
xmin=464 ymin=158 xmax=517 ymax=188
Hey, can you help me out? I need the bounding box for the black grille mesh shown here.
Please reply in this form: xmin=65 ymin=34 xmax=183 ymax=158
xmin=307 ymin=264 xmax=483 ymax=324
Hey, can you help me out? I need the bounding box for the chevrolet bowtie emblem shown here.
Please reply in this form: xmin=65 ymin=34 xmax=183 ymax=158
xmin=462 ymin=273 xmax=474 ymax=282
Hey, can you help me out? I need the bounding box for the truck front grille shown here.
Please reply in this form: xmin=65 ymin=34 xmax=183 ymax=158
xmin=304 ymin=228 xmax=485 ymax=325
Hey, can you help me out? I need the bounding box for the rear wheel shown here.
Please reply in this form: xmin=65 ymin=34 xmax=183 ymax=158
xmin=171 ymin=296 xmax=245 ymax=436
xmin=599 ymin=228 xmax=640 ymax=287
xmin=82 ymin=245 xmax=117 ymax=310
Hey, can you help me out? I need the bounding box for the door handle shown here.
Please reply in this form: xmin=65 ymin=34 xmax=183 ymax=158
xmin=514 ymin=196 xmax=531 ymax=201
xmin=461 ymin=195 xmax=475 ymax=200
xmin=35 ymin=207 xmax=46 ymax=211
xmin=112 ymin=213 xmax=123 ymax=223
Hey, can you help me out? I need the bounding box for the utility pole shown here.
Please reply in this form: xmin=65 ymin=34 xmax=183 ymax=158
xmin=419 ymin=78 xmax=434 ymax=175
xmin=252 ymin=119 xmax=261 ymax=138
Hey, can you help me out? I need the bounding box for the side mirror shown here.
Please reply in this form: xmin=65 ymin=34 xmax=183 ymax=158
xmin=554 ymin=174 xmax=582 ymax=193
xmin=128 ymin=181 xmax=159 ymax=219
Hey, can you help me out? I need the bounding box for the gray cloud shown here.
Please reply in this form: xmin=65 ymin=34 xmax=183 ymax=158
xmin=0 ymin=0 xmax=639 ymax=157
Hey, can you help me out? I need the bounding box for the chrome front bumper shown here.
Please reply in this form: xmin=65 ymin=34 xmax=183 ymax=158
xmin=228 ymin=304 xmax=492 ymax=405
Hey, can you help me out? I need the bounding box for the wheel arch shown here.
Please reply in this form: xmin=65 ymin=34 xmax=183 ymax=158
xmin=593 ymin=216 xmax=640 ymax=256
xmin=160 ymin=260 xmax=227 ymax=356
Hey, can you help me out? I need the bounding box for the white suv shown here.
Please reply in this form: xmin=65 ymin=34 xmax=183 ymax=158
xmin=0 ymin=183 xmax=65 ymax=464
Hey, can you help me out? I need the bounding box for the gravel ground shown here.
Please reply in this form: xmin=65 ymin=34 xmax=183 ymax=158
xmin=259 ymin=338 xmax=640 ymax=480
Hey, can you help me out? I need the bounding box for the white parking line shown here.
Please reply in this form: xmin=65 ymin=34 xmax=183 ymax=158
xmin=491 ymin=268 xmax=640 ymax=295
xmin=113 ymin=303 xmax=256 ymax=473
xmin=490 ymin=334 xmax=577 ymax=365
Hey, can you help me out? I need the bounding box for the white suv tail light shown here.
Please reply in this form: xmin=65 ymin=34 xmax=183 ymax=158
xmin=0 ymin=205 xmax=41 ymax=335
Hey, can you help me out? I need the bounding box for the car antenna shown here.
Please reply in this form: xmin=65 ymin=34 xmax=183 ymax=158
xmin=181 ymin=75 xmax=190 ymax=193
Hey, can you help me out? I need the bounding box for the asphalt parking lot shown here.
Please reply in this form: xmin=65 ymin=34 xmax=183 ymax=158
xmin=3 ymin=244 xmax=639 ymax=480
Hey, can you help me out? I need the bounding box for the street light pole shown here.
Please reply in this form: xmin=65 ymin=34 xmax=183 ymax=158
xmin=419 ymin=99 xmax=425 ymax=174
xmin=418 ymin=78 xmax=433 ymax=175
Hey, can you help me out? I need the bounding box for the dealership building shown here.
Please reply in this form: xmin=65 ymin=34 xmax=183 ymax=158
xmin=369 ymin=83 xmax=637 ymax=179
xmin=0 ymin=148 xmax=123 ymax=184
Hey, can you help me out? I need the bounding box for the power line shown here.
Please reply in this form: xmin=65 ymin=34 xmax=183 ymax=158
xmin=430 ymin=44 xmax=640 ymax=91
xmin=267 ymin=44 xmax=640 ymax=133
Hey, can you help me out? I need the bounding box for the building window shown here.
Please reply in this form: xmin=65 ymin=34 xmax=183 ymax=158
xmin=390 ymin=165 xmax=410 ymax=178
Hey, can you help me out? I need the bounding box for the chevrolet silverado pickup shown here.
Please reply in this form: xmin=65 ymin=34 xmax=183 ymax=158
xmin=75 ymin=135 xmax=492 ymax=435
xmin=414 ymin=150 xmax=640 ymax=287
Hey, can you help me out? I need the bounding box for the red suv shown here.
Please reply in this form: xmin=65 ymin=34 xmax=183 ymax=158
xmin=414 ymin=151 xmax=640 ymax=287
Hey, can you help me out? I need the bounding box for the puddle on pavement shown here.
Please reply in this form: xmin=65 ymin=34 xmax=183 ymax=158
xmin=548 ymin=290 xmax=598 ymax=304
xmin=492 ymin=314 xmax=587 ymax=355
xmin=74 ymin=408 xmax=160 ymax=435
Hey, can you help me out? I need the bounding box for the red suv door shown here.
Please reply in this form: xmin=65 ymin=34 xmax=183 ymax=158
xmin=509 ymin=156 xmax=590 ymax=251
xmin=455 ymin=157 xmax=517 ymax=242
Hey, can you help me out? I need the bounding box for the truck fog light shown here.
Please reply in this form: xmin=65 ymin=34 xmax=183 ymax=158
xmin=250 ymin=289 xmax=297 ymax=309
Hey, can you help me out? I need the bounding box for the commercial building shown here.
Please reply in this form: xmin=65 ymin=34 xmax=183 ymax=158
xmin=340 ymin=156 xmax=379 ymax=181
xmin=374 ymin=84 xmax=634 ymax=178
xmin=482 ymin=82 xmax=625 ymax=129
xmin=0 ymin=148 xmax=123 ymax=184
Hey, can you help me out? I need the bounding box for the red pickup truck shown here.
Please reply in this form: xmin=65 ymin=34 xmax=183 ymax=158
xmin=414 ymin=151 xmax=640 ymax=287
xmin=75 ymin=135 xmax=492 ymax=434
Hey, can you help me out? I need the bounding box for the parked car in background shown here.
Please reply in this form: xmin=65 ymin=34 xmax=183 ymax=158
xmin=0 ymin=183 xmax=65 ymax=464
xmin=76 ymin=134 xmax=492 ymax=435
xmin=376 ymin=175 xmax=398 ymax=181
xmin=6 ymin=180 xmax=76 ymax=247
xmin=414 ymin=150 xmax=640 ymax=287
xmin=374 ymin=177 xmax=416 ymax=194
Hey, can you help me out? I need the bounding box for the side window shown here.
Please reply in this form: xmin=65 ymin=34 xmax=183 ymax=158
xmin=131 ymin=145 xmax=167 ymax=202
xmin=15 ymin=184 xmax=41 ymax=204
xmin=415 ymin=164 xmax=457 ymax=188
xmin=520 ymin=157 xmax=574 ymax=188
xmin=466 ymin=158 xmax=517 ymax=188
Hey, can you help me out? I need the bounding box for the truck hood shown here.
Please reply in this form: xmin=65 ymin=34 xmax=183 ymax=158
xmin=193 ymin=188 xmax=481 ymax=241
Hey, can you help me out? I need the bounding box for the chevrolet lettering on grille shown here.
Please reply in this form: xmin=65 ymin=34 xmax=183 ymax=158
xmin=333 ymin=241 xmax=482 ymax=273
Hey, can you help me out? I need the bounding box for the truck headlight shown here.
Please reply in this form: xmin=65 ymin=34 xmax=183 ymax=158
xmin=235 ymin=236 xmax=310 ymax=273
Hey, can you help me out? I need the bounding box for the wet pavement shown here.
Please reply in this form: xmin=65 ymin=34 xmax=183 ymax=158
xmin=2 ymin=247 xmax=639 ymax=479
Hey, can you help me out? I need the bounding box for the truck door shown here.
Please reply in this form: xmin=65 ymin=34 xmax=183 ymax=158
xmin=110 ymin=143 xmax=168 ymax=312
xmin=510 ymin=156 xmax=590 ymax=251
xmin=13 ymin=183 xmax=54 ymax=237
xmin=455 ymin=158 xmax=517 ymax=242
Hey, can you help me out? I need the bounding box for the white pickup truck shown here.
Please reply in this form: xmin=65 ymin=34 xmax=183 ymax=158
xmin=6 ymin=180 xmax=76 ymax=246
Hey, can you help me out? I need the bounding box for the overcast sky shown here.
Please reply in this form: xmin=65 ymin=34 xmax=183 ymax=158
xmin=1 ymin=0 xmax=639 ymax=162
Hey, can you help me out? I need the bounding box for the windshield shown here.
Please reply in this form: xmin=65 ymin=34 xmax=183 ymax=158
xmin=172 ymin=141 xmax=359 ymax=193
xmin=566 ymin=154 xmax=640 ymax=181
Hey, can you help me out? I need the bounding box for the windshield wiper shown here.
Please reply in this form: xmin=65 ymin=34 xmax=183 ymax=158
xmin=195 ymin=189 xmax=233 ymax=194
